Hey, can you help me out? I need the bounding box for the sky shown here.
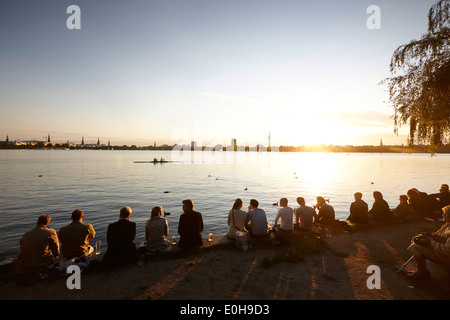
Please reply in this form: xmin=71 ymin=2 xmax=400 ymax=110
xmin=0 ymin=0 xmax=437 ymax=147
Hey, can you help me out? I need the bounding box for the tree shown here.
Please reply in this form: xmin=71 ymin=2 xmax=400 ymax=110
xmin=382 ymin=0 xmax=450 ymax=151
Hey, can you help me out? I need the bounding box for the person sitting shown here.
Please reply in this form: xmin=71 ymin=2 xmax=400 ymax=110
xmin=178 ymin=199 xmax=204 ymax=250
xmin=392 ymin=194 xmax=411 ymax=222
xmin=406 ymin=205 xmax=450 ymax=279
xmin=245 ymin=199 xmax=269 ymax=239
xmin=273 ymin=198 xmax=294 ymax=244
xmin=104 ymin=206 xmax=137 ymax=262
xmin=314 ymin=196 xmax=335 ymax=227
xmin=368 ymin=191 xmax=392 ymax=222
xmin=430 ymin=184 xmax=450 ymax=212
xmin=145 ymin=206 xmax=172 ymax=252
xmin=16 ymin=214 xmax=60 ymax=273
xmin=347 ymin=192 xmax=369 ymax=223
xmin=407 ymin=188 xmax=433 ymax=218
xmin=227 ymin=198 xmax=247 ymax=239
xmin=294 ymin=197 xmax=317 ymax=232
xmin=58 ymin=209 xmax=96 ymax=259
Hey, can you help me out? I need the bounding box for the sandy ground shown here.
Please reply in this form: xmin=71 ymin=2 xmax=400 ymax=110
xmin=0 ymin=219 xmax=449 ymax=303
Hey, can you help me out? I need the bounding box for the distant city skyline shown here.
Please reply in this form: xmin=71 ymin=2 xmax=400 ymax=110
xmin=2 ymin=132 xmax=405 ymax=148
xmin=0 ymin=1 xmax=437 ymax=147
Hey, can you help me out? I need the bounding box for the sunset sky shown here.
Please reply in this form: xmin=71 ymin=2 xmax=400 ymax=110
xmin=0 ymin=0 xmax=436 ymax=147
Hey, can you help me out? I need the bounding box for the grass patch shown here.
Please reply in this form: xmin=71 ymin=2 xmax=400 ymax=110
xmin=260 ymin=237 xmax=328 ymax=269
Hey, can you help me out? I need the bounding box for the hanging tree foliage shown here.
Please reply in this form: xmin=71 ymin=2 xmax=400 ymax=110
xmin=382 ymin=0 xmax=450 ymax=151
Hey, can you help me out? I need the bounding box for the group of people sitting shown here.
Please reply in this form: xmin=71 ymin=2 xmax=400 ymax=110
xmin=15 ymin=199 xmax=205 ymax=274
xmin=14 ymin=184 xmax=450 ymax=281
xmin=346 ymin=184 xmax=450 ymax=224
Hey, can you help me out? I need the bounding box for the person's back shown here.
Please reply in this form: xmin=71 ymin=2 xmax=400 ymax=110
xmin=146 ymin=215 xmax=171 ymax=251
xmin=105 ymin=206 xmax=137 ymax=261
xmin=178 ymin=200 xmax=204 ymax=249
xmin=275 ymin=198 xmax=293 ymax=231
xmin=59 ymin=209 xmax=95 ymax=259
xmin=17 ymin=215 xmax=59 ymax=272
xmin=393 ymin=195 xmax=411 ymax=221
xmin=276 ymin=206 xmax=294 ymax=230
xmin=295 ymin=205 xmax=316 ymax=230
xmin=316 ymin=198 xmax=335 ymax=226
xmin=368 ymin=192 xmax=391 ymax=222
xmin=227 ymin=209 xmax=247 ymax=238
xmin=247 ymin=207 xmax=268 ymax=236
xmin=348 ymin=194 xmax=369 ymax=223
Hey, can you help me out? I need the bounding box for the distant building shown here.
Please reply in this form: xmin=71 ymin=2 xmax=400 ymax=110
xmin=380 ymin=138 xmax=383 ymax=147
xmin=81 ymin=136 xmax=85 ymax=145
xmin=231 ymin=139 xmax=237 ymax=151
xmin=191 ymin=141 xmax=199 ymax=151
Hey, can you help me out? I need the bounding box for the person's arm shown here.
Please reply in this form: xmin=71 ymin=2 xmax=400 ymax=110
xmin=88 ymin=224 xmax=96 ymax=239
xmin=50 ymin=229 xmax=60 ymax=258
xmin=274 ymin=210 xmax=281 ymax=226
xmin=164 ymin=219 xmax=169 ymax=238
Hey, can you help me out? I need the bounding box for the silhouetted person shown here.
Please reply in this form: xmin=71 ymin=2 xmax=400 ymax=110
xmin=406 ymin=205 xmax=450 ymax=279
xmin=430 ymin=184 xmax=450 ymax=211
xmin=273 ymin=198 xmax=294 ymax=244
xmin=368 ymin=191 xmax=391 ymax=222
xmin=347 ymin=192 xmax=369 ymax=223
xmin=104 ymin=206 xmax=137 ymax=262
xmin=227 ymin=198 xmax=247 ymax=239
xmin=146 ymin=206 xmax=172 ymax=252
xmin=392 ymin=194 xmax=411 ymax=222
xmin=294 ymin=197 xmax=317 ymax=232
xmin=314 ymin=196 xmax=335 ymax=227
xmin=58 ymin=209 xmax=96 ymax=259
xmin=407 ymin=188 xmax=435 ymax=218
xmin=17 ymin=214 xmax=59 ymax=272
xmin=245 ymin=199 xmax=269 ymax=238
xmin=178 ymin=199 xmax=204 ymax=249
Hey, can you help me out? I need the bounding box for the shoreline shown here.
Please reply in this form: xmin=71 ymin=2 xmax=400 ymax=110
xmin=1 ymin=219 xmax=449 ymax=301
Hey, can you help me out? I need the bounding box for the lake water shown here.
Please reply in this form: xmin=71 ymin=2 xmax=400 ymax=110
xmin=0 ymin=149 xmax=448 ymax=259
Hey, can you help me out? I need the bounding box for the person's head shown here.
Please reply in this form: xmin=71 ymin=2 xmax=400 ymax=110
xmin=120 ymin=206 xmax=132 ymax=220
xmin=151 ymin=206 xmax=163 ymax=219
xmin=232 ymin=198 xmax=243 ymax=210
xmin=296 ymin=197 xmax=305 ymax=206
xmin=279 ymin=198 xmax=288 ymax=207
xmin=37 ymin=214 xmax=51 ymax=226
xmin=442 ymin=205 xmax=450 ymax=222
xmin=316 ymin=196 xmax=326 ymax=206
xmin=354 ymin=192 xmax=363 ymax=201
xmin=71 ymin=209 xmax=84 ymax=222
xmin=182 ymin=199 xmax=194 ymax=212
xmin=406 ymin=188 xmax=419 ymax=198
xmin=399 ymin=194 xmax=408 ymax=204
xmin=440 ymin=184 xmax=449 ymax=193
xmin=249 ymin=199 xmax=259 ymax=209
xmin=373 ymin=191 xmax=383 ymax=200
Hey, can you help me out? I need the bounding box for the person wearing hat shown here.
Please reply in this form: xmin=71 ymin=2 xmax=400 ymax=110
xmin=58 ymin=209 xmax=96 ymax=259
